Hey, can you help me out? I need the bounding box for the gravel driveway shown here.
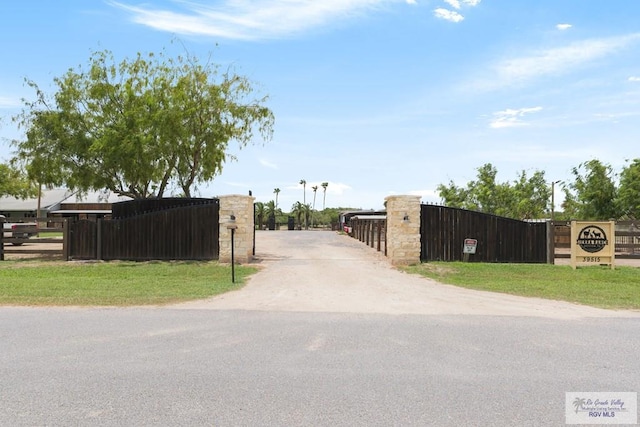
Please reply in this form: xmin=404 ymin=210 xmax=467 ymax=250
xmin=172 ymin=231 xmax=639 ymax=318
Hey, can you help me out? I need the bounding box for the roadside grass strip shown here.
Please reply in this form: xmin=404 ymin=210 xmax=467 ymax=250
xmin=0 ymin=260 xmax=256 ymax=306
xmin=404 ymin=262 xmax=640 ymax=310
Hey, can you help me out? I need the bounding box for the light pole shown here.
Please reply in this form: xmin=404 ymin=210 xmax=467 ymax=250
xmin=227 ymin=215 xmax=238 ymax=283
xmin=551 ymin=180 xmax=561 ymax=221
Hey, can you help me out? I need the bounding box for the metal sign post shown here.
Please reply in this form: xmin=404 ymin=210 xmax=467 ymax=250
xmin=227 ymin=215 xmax=238 ymax=283
xmin=462 ymin=238 xmax=477 ymax=262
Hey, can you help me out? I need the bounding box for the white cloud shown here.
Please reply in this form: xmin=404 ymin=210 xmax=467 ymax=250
xmin=259 ymin=159 xmax=278 ymax=169
xmin=472 ymin=33 xmax=640 ymax=90
xmin=444 ymin=0 xmax=461 ymax=9
xmin=629 ymin=76 xmax=640 ymax=82
xmin=434 ymin=0 xmax=479 ymax=23
xmin=0 ymin=96 xmax=20 ymax=108
xmin=434 ymin=8 xmax=464 ymax=23
xmin=556 ymin=23 xmax=572 ymax=31
xmin=490 ymin=107 xmax=543 ymax=129
xmin=110 ymin=0 xmax=407 ymax=40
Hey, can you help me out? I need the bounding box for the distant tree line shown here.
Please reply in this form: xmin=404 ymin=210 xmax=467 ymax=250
xmin=437 ymin=159 xmax=640 ymax=221
xmin=255 ymin=183 xmax=335 ymax=230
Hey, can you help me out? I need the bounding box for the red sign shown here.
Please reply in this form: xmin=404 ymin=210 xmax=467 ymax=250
xmin=463 ymin=239 xmax=477 ymax=254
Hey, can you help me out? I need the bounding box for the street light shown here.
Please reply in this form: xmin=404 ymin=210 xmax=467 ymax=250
xmin=227 ymin=214 xmax=238 ymax=283
xmin=551 ymin=180 xmax=562 ymax=221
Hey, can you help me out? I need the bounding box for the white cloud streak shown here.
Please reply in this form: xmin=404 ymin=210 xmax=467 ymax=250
xmin=434 ymin=0 xmax=480 ymax=23
xmin=490 ymin=107 xmax=543 ymax=129
xmin=434 ymin=8 xmax=464 ymax=23
xmin=110 ymin=0 xmax=405 ymax=40
xmin=556 ymin=23 xmax=572 ymax=31
xmin=629 ymin=76 xmax=640 ymax=82
xmin=259 ymin=159 xmax=278 ymax=169
xmin=0 ymin=96 xmax=21 ymax=108
xmin=444 ymin=0 xmax=461 ymax=9
xmin=472 ymin=33 xmax=640 ymax=91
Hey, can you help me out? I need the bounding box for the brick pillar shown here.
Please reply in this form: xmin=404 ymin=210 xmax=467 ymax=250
xmin=384 ymin=195 xmax=421 ymax=266
xmin=219 ymin=195 xmax=255 ymax=263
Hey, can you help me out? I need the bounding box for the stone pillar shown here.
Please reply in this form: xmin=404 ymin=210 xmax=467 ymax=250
xmin=219 ymin=195 xmax=255 ymax=263
xmin=384 ymin=195 xmax=421 ymax=266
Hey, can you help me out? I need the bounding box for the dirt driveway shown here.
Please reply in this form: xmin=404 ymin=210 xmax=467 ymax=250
xmin=172 ymin=231 xmax=639 ymax=318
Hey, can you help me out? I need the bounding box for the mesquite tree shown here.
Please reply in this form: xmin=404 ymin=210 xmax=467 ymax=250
xmin=13 ymin=48 xmax=274 ymax=199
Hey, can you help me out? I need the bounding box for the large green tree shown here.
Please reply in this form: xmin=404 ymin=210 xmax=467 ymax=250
xmin=615 ymin=158 xmax=640 ymax=219
xmin=437 ymin=163 xmax=549 ymax=219
xmin=509 ymin=170 xmax=550 ymax=219
xmin=0 ymin=162 xmax=37 ymax=199
xmin=13 ymin=48 xmax=274 ymax=199
xmin=562 ymin=159 xmax=618 ymax=220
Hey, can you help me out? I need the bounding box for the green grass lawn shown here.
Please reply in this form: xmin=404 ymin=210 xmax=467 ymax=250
xmin=0 ymin=260 xmax=256 ymax=306
xmin=404 ymin=262 xmax=640 ymax=310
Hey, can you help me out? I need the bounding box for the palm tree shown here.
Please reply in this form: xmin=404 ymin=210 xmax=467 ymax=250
xmin=299 ymin=179 xmax=307 ymax=229
xmin=265 ymin=200 xmax=277 ymax=230
xmin=254 ymin=202 xmax=265 ymax=230
xmin=311 ymin=185 xmax=318 ymax=228
xmin=299 ymin=179 xmax=306 ymax=205
xmin=303 ymin=203 xmax=312 ymax=230
xmin=321 ymin=182 xmax=329 ymax=209
xmin=291 ymin=201 xmax=305 ymax=230
xmin=273 ymin=188 xmax=280 ymax=209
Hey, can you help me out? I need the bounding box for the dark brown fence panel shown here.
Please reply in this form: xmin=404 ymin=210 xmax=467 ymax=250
xmin=111 ymin=197 xmax=215 ymax=219
xmin=102 ymin=204 xmax=219 ymax=261
xmin=421 ymin=204 xmax=547 ymax=263
xmin=67 ymin=199 xmax=220 ymax=261
xmin=68 ymin=220 xmax=97 ymax=260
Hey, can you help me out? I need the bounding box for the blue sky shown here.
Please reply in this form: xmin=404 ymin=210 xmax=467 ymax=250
xmin=1 ymin=1 xmax=639 ymax=210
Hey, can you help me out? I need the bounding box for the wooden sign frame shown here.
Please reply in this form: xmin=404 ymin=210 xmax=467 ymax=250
xmin=570 ymin=221 xmax=615 ymax=269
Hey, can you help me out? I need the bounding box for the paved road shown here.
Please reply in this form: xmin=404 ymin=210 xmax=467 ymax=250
xmin=2 ymin=308 xmax=639 ymax=426
xmin=1 ymin=231 xmax=639 ymax=426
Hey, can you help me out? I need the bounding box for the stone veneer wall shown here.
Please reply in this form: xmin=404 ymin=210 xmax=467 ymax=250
xmin=219 ymin=195 xmax=254 ymax=263
xmin=384 ymin=195 xmax=421 ymax=265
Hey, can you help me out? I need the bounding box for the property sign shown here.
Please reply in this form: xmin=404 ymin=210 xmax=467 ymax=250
xmin=463 ymin=238 xmax=478 ymax=254
xmin=570 ymin=221 xmax=615 ymax=269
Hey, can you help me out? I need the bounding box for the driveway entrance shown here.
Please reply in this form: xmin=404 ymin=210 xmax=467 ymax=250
xmin=172 ymin=231 xmax=637 ymax=318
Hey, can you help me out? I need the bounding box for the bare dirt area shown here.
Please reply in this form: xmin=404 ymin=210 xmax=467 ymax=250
xmin=171 ymin=231 xmax=640 ymax=319
xmin=1 ymin=241 xmax=64 ymax=262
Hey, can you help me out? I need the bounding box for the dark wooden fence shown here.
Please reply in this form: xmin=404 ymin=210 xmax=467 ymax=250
xmin=350 ymin=216 xmax=387 ymax=255
xmin=421 ymin=204 xmax=548 ymax=263
xmin=68 ymin=199 xmax=220 ymax=261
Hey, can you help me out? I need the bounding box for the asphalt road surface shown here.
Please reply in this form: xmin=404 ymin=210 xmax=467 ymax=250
xmin=1 ymin=231 xmax=639 ymax=426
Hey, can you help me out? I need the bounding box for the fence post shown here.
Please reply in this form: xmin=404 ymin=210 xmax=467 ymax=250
xmin=385 ymin=195 xmax=421 ymax=265
xmin=546 ymin=220 xmax=555 ymax=264
xmin=219 ymin=195 xmax=255 ymax=263
xmin=0 ymin=216 xmax=5 ymax=261
xmin=62 ymin=218 xmax=70 ymax=261
xmin=97 ymin=218 xmax=103 ymax=261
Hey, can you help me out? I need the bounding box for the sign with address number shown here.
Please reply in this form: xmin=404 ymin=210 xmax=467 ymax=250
xmin=570 ymin=221 xmax=615 ymax=270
